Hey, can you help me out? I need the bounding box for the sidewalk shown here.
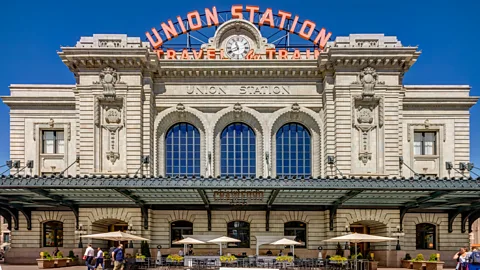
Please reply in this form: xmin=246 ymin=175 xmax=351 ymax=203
xmin=0 ymin=266 xmax=458 ymax=270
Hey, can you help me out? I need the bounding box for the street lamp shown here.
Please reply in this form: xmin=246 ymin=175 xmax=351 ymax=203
xmin=392 ymin=225 xmax=405 ymax=250
xmin=126 ymin=224 xmax=136 ymax=248
xmin=342 ymin=225 xmax=350 ymax=250
xmin=74 ymin=223 xmax=87 ymax=248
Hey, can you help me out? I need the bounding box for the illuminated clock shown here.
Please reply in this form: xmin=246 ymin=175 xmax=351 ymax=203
xmin=225 ymin=35 xmax=250 ymax=59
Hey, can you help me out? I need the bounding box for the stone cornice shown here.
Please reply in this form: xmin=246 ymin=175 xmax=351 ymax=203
xmin=1 ymin=96 xmax=76 ymax=107
xmin=319 ymin=47 xmax=420 ymax=71
xmin=156 ymin=57 xmax=322 ymax=79
xmin=402 ymin=97 xmax=479 ymax=109
xmin=58 ymin=47 xmax=155 ymax=72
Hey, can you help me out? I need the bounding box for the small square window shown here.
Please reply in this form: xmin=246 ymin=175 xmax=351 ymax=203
xmin=414 ymin=132 xmax=437 ymax=155
xmin=42 ymin=130 xmax=64 ymax=154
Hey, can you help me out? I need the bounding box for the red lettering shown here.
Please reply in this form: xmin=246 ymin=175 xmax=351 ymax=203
xmin=278 ymin=49 xmax=288 ymax=59
xmin=181 ymin=49 xmax=189 ymax=59
xmin=313 ymin=28 xmax=332 ymax=50
xmin=205 ymin=7 xmax=219 ymax=27
xmin=259 ymin=8 xmax=275 ymax=28
xmin=187 ymin=11 xmax=202 ymax=30
xmin=145 ymin=28 xmax=163 ymax=49
xmin=289 ymin=15 xmax=299 ymax=33
xmin=298 ymin=20 xmax=316 ymax=40
xmin=277 ymin=10 xmax=291 ymax=30
xmin=166 ymin=49 xmax=177 ymax=59
xmin=176 ymin=16 xmax=187 ymax=34
xmin=192 ymin=49 xmax=203 ymax=59
xmin=231 ymin=5 xmax=243 ymax=19
xmin=245 ymin=5 xmax=259 ymax=22
xmin=161 ymin=20 xmax=178 ymax=40
xmin=207 ymin=48 xmax=216 ymax=59
xmin=266 ymin=49 xmax=275 ymax=59
xmin=292 ymin=49 xmax=301 ymax=59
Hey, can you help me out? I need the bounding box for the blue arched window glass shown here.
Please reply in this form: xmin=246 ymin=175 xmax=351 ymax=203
xmin=221 ymin=123 xmax=256 ymax=177
xmin=276 ymin=123 xmax=311 ymax=177
xmin=165 ymin=123 xmax=200 ymax=176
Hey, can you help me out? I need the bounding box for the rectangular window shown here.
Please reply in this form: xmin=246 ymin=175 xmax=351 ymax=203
xmin=3 ymin=233 xmax=9 ymax=243
xmin=42 ymin=130 xmax=65 ymax=154
xmin=413 ymin=132 xmax=437 ymax=155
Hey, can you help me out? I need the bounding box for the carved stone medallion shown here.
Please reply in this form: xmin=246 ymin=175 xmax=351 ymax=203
xmin=357 ymin=107 xmax=373 ymax=124
xmin=105 ymin=108 xmax=121 ymax=124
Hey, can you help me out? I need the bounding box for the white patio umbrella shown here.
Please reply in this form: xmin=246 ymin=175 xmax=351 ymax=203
xmin=81 ymin=231 xmax=150 ymax=241
xmin=173 ymin=237 xmax=205 ymax=256
xmin=207 ymin=236 xmax=241 ymax=255
xmin=323 ymin=233 xmax=396 ymax=270
xmin=269 ymin=238 xmax=302 ymax=257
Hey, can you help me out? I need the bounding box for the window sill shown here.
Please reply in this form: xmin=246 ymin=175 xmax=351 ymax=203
xmin=40 ymin=153 xmax=64 ymax=157
xmin=414 ymin=155 xmax=439 ymax=159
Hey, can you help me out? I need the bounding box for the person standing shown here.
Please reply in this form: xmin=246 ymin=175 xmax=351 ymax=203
xmin=112 ymin=243 xmax=125 ymax=270
xmin=178 ymin=249 xmax=184 ymax=256
xmin=84 ymin=244 xmax=95 ymax=270
xmin=94 ymin=247 xmax=104 ymax=270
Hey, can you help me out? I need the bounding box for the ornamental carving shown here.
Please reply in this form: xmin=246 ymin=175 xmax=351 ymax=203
xmin=105 ymin=108 xmax=121 ymax=124
xmin=96 ymin=67 xmax=118 ymax=97
xmin=176 ymin=103 xmax=186 ymax=118
xmin=353 ymin=67 xmax=385 ymax=97
xmin=291 ymin=103 xmax=300 ymax=119
xmin=357 ymin=107 xmax=373 ymax=124
xmin=233 ymin=103 xmax=242 ymax=118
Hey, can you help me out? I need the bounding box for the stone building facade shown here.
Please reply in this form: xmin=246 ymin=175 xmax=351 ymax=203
xmin=1 ymin=18 xmax=479 ymax=266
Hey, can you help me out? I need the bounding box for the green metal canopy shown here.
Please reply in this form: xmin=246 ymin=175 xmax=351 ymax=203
xmin=0 ymin=175 xmax=479 ymax=234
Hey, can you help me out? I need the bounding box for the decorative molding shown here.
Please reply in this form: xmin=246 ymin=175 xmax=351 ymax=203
xmin=407 ymin=120 xmax=446 ymax=142
xmin=33 ymin=121 xmax=72 ymax=141
xmin=352 ymin=67 xmax=385 ymax=97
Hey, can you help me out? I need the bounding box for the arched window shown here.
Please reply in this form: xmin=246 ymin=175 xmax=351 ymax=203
xmin=171 ymin=220 xmax=193 ymax=247
xmin=221 ymin=123 xmax=256 ymax=177
xmin=227 ymin=221 xmax=250 ymax=248
xmin=416 ymin=223 xmax=436 ymax=249
xmin=276 ymin=123 xmax=311 ymax=177
xmin=43 ymin=221 xmax=63 ymax=247
xmin=284 ymin=221 xmax=307 ymax=248
xmin=165 ymin=123 xmax=201 ymax=176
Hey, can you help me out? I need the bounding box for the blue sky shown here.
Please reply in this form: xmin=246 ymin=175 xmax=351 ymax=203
xmin=1 ymin=0 xmax=479 ymax=173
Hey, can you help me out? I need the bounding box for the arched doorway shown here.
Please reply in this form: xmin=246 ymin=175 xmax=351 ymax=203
xmin=349 ymin=220 xmax=388 ymax=258
xmin=90 ymin=219 xmax=129 ymax=249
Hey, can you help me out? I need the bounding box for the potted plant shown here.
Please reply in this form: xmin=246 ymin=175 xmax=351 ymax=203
xmin=67 ymin=250 xmax=77 ymax=266
xmin=329 ymin=255 xmax=348 ymax=265
xmin=402 ymin=253 xmax=413 ymax=269
xmin=220 ymin=254 xmax=237 ymax=264
xmin=425 ymin=254 xmax=444 ymax=270
xmin=412 ymin=253 xmax=425 ymax=270
xmin=167 ymin=254 xmax=184 ymax=264
xmin=54 ymin=251 xmax=68 ymax=267
xmin=37 ymin=251 xmax=55 ymax=269
xmin=367 ymin=252 xmax=379 ymax=270
xmin=136 ymin=253 xmax=146 ymax=262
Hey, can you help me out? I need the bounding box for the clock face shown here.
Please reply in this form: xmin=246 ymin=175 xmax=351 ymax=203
xmin=225 ymin=35 xmax=250 ymax=59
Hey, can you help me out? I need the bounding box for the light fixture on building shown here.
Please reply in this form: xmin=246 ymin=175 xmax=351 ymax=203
xmin=459 ymin=162 xmax=467 ymax=171
xmin=392 ymin=225 xmax=405 ymax=250
xmin=126 ymin=223 xmax=136 ymax=248
xmin=74 ymin=223 xmax=87 ymax=248
xmin=445 ymin=162 xmax=453 ymax=171
xmin=327 ymin=156 xmax=335 ymax=165
xmin=467 ymin=163 xmax=475 ymax=171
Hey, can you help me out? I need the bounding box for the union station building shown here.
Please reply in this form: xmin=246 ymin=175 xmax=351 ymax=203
xmin=1 ymin=9 xmax=479 ymax=266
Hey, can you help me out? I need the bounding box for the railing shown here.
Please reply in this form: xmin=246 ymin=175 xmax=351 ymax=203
xmin=108 ymin=257 xmax=372 ymax=270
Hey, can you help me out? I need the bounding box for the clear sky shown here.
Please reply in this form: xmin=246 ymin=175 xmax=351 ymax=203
xmin=1 ymin=0 xmax=479 ymax=174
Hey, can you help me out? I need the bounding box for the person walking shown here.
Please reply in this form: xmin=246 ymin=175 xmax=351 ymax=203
xmin=84 ymin=244 xmax=95 ymax=270
xmin=112 ymin=243 xmax=125 ymax=270
xmin=94 ymin=247 xmax=104 ymax=270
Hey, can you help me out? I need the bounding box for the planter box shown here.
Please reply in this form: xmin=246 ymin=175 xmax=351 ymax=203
xmin=426 ymin=261 xmax=444 ymax=270
xmin=36 ymin=259 xmax=55 ymax=269
xmin=369 ymin=261 xmax=379 ymax=270
xmin=66 ymin=258 xmax=78 ymax=266
xmin=402 ymin=260 xmax=413 ymax=269
xmin=412 ymin=261 xmax=426 ymax=270
xmin=54 ymin=258 xmax=69 ymax=267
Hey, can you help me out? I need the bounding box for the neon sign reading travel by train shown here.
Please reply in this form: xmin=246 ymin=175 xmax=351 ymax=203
xmin=146 ymin=5 xmax=333 ymax=51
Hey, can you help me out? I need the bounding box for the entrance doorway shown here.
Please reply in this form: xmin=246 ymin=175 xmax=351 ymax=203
xmin=90 ymin=219 xmax=129 ymax=249
xmin=350 ymin=224 xmax=371 ymax=256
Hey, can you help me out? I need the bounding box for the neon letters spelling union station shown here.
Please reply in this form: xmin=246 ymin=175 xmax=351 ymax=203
xmin=1 ymin=4 xmax=480 ymax=267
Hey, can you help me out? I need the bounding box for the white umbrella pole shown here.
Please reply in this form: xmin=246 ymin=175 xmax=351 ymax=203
xmin=355 ymin=242 xmax=358 ymax=270
xmin=292 ymin=245 xmax=295 ymax=257
xmin=220 ymin=243 xmax=222 ymax=256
